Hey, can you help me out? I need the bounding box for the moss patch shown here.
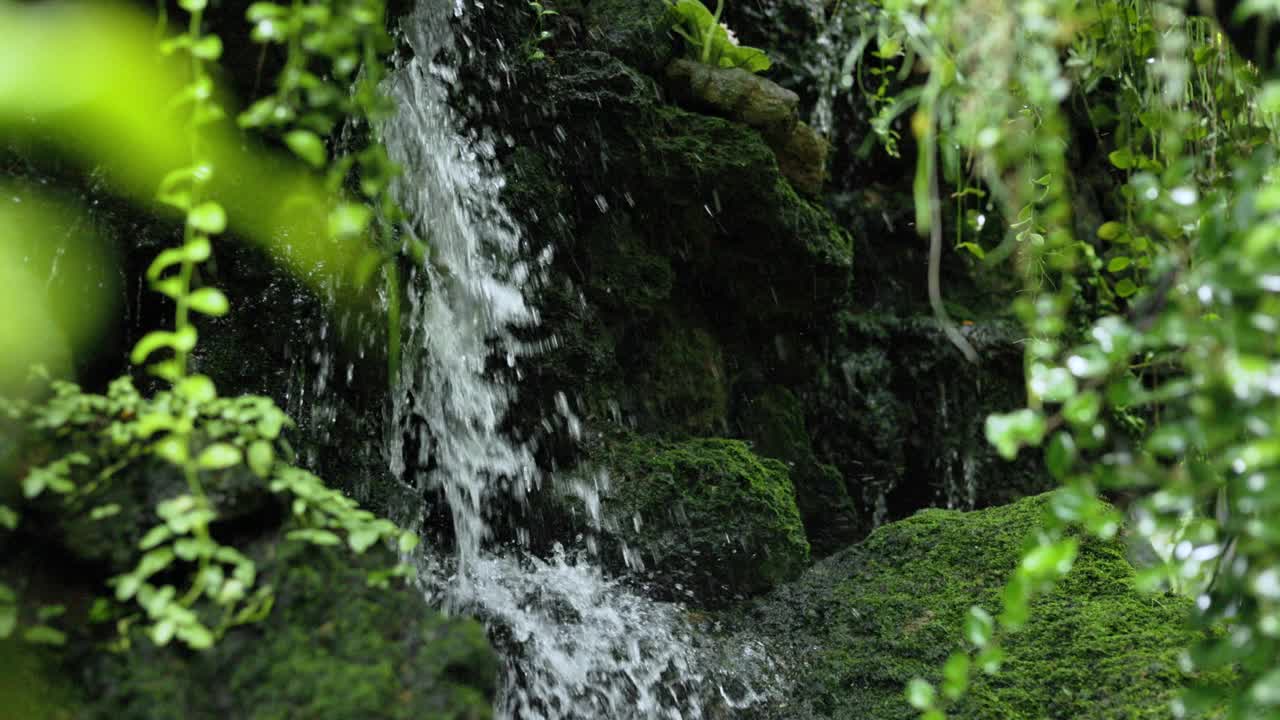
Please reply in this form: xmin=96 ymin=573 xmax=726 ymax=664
xmin=745 ymin=493 xmax=1214 ymax=719
xmin=597 ymin=435 xmax=809 ymax=602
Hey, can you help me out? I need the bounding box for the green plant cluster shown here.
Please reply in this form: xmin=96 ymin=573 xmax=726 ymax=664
xmin=667 ymin=0 xmax=770 ymax=73
xmin=840 ymin=0 xmax=1280 ymax=717
xmin=236 ymin=0 xmax=414 ymax=378
xmin=525 ymin=1 xmax=559 ymax=61
xmin=0 ymin=0 xmax=413 ymax=653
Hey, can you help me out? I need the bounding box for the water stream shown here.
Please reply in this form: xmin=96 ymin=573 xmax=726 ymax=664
xmin=379 ymin=2 xmax=771 ymax=716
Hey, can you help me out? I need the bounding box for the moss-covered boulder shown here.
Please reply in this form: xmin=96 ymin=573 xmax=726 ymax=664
xmin=594 ymin=436 xmax=810 ymax=602
xmin=743 ymin=493 xmax=1214 ymax=719
xmin=82 ymin=544 xmax=498 ymax=720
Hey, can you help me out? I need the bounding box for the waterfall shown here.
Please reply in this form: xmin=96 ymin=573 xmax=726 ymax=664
xmin=379 ymin=1 xmax=771 ymax=716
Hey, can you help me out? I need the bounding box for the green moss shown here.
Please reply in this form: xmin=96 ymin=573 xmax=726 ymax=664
xmin=584 ymin=0 xmax=676 ymax=74
xmin=599 ymin=435 xmax=809 ymax=601
xmin=583 ymin=215 xmax=674 ymax=314
xmin=746 ymin=493 xmax=1217 ymax=719
xmin=631 ymin=316 xmax=728 ymax=435
xmin=87 ymin=544 xmax=498 ymax=720
xmin=642 ymin=107 xmax=853 ymax=321
xmin=736 ymin=386 xmax=859 ymax=553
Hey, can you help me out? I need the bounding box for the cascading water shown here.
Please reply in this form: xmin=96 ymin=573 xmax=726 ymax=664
xmin=379 ymin=1 xmax=773 ymax=716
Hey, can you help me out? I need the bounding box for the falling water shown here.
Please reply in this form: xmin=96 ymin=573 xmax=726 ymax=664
xmin=380 ymin=1 xmax=772 ymax=716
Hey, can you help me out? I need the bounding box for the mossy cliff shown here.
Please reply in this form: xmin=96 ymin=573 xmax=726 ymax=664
xmin=741 ymin=493 xmax=1216 ymax=719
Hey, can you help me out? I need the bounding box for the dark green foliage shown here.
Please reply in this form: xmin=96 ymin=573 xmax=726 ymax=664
xmin=85 ymin=544 xmax=497 ymax=720
xmin=595 ymin=435 xmax=810 ymax=601
xmin=746 ymin=494 xmax=1218 ymax=719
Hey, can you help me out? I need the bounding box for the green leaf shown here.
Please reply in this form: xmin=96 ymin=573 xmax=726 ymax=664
xmin=1046 ymin=432 xmax=1077 ymax=480
xmin=138 ymin=525 xmax=173 ymax=551
xmin=287 ymin=528 xmax=341 ymax=546
xmin=90 ymin=504 xmax=122 ymax=520
xmin=247 ymin=2 xmax=287 ymax=21
xmin=964 ymin=606 xmax=994 ymax=647
xmin=1096 ymin=222 xmax=1125 ymax=241
xmin=0 ymin=505 xmax=17 ymax=531
xmin=1063 ymin=391 xmax=1101 ymax=426
xmin=1108 ymin=148 xmax=1133 ymax=169
xmin=328 ymin=203 xmax=373 ymax=239
xmin=285 ymin=130 xmax=327 ymax=168
xmin=130 ymin=330 xmax=181 ymax=365
xmin=197 ymin=443 xmax=242 ymax=470
xmin=1106 ymin=256 xmax=1131 ymax=272
xmin=1114 ymin=278 xmax=1139 ymax=297
xmin=23 ymin=625 xmax=66 ymax=646
xmin=984 ymin=410 xmax=1047 ymax=460
xmin=905 ymin=678 xmax=936 ymax=710
xmin=942 ymin=652 xmax=971 ymax=699
xmin=147 ymin=247 xmax=188 ymax=281
xmin=176 ymin=374 xmax=217 ymax=403
xmin=179 ymin=0 xmax=208 ymax=11
xmin=191 ymin=36 xmax=223 ymax=61
xmin=398 ymin=531 xmax=420 ymax=554
xmin=347 ymin=527 xmax=382 ymax=553
xmin=247 ymin=441 xmax=275 ymax=478
xmin=187 ymin=287 xmax=230 ymax=316
xmin=188 ymin=202 xmax=227 ymax=234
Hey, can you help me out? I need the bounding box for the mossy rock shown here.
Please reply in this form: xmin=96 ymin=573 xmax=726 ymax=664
xmin=84 ymin=543 xmax=498 ymax=720
xmin=627 ymin=313 xmax=728 ymax=435
xmin=595 ymin=436 xmax=810 ymax=602
xmin=736 ymin=385 xmax=859 ymax=554
xmin=744 ymin=493 xmax=1218 ymax=719
xmin=584 ymin=0 xmax=675 ymax=74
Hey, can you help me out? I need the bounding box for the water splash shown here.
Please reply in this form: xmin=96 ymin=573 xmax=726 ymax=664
xmin=383 ymin=0 xmax=539 ymax=565
xmin=380 ymin=1 xmax=775 ymax=716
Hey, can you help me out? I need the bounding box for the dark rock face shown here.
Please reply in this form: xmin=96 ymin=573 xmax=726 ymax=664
xmin=740 ymin=494 xmax=1219 ymax=719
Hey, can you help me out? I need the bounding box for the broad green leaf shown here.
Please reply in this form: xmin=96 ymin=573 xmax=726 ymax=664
xmin=398 ymin=531 xmax=420 ymax=554
xmin=0 ymin=505 xmax=17 ymax=530
xmin=1114 ymin=278 xmax=1138 ymax=297
xmin=176 ymin=374 xmax=217 ymax=403
xmin=1107 ymin=256 xmax=1131 ymax=272
xmin=247 ymin=440 xmax=275 ymax=478
xmin=197 ymin=443 xmax=242 ymax=470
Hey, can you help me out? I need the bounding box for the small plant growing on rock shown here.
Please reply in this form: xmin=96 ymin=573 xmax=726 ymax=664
xmin=525 ymin=1 xmax=558 ymax=61
xmin=668 ymin=0 xmax=770 ymax=73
